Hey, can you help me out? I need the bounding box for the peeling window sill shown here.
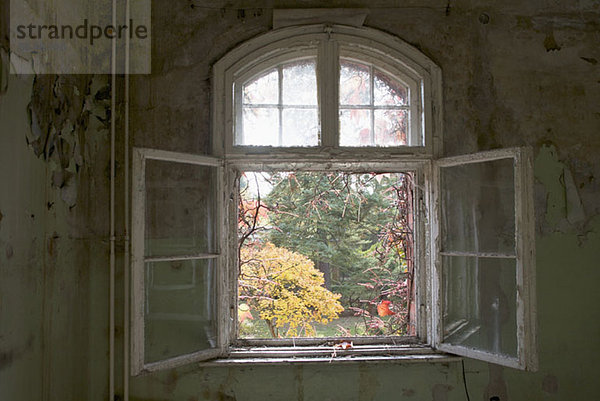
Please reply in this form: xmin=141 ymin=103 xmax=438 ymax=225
xmin=198 ymin=345 xmax=461 ymax=366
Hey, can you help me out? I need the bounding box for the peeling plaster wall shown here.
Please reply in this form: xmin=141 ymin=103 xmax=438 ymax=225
xmin=1 ymin=0 xmax=600 ymax=400
xmin=26 ymin=75 xmax=111 ymax=207
xmin=128 ymin=1 xmax=600 ymax=400
xmin=0 ymin=70 xmax=111 ymax=399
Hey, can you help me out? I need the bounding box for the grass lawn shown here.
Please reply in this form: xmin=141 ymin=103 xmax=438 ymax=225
xmin=239 ymin=313 xmax=374 ymax=339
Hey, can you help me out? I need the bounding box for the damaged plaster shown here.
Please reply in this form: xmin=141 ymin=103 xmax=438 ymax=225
xmin=0 ymin=48 xmax=8 ymax=95
xmin=26 ymin=75 xmax=110 ymax=207
xmin=431 ymin=383 xmax=453 ymax=401
xmin=0 ymin=335 xmax=34 ymax=372
xmin=542 ymin=374 xmax=559 ymax=394
xmin=543 ymin=31 xmax=561 ymax=52
xmin=535 ymin=144 xmax=587 ymax=233
xmin=1 ymin=1 xmax=600 ymax=400
xmin=484 ymin=364 xmax=507 ymax=401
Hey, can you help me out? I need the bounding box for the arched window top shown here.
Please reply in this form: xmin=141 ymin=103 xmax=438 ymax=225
xmin=213 ymin=24 xmax=442 ymax=157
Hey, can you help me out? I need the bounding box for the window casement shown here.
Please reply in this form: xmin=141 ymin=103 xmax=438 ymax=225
xmin=130 ymin=24 xmax=536 ymax=375
xmin=431 ymin=148 xmax=537 ymax=370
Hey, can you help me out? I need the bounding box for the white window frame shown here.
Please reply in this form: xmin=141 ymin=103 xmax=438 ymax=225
xmin=130 ymin=148 xmax=228 ymax=375
xmin=227 ymin=159 xmax=431 ymax=350
xmin=212 ymin=24 xmax=443 ymax=159
xmin=130 ymin=24 xmax=537 ymax=374
xmin=431 ymin=147 xmax=537 ymax=371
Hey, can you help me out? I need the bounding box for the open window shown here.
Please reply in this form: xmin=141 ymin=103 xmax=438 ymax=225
xmin=233 ymin=166 xmax=422 ymax=344
xmin=432 ymin=148 xmax=537 ymax=371
xmin=130 ymin=24 xmax=536 ymax=374
xmin=130 ymin=149 xmax=226 ymax=375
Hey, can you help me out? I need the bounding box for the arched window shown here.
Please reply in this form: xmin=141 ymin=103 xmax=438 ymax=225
xmin=212 ymin=24 xmax=442 ymax=157
xmin=131 ymin=24 xmax=536 ymax=375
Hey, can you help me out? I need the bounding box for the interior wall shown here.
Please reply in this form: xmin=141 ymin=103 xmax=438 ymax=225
xmin=128 ymin=1 xmax=600 ymax=400
xmin=0 ymin=70 xmax=112 ymax=399
xmin=0 ymin=0 xmax=598 ymax=400
xmin=0 ymin=73 xmax=44 ymax=401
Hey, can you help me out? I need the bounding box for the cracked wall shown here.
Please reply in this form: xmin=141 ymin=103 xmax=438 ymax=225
xmin=128 ymin=1 xmax=600 ymax=400
xmin=0 ymin=56 xmax=112 ymax=399
xmin=1 ymin=0 xmax=600 ymax=400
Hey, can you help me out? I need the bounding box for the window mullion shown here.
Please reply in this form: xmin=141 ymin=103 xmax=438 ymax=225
xmin=370 ymin=64 xmax=375 ymax=145
xmin=319 ymin=37 xmax=338 ymax=147
xmin=234 ymin=82 xmax=244 ymax=148
xmin=278 ymin=65 xmax=283 ymax=146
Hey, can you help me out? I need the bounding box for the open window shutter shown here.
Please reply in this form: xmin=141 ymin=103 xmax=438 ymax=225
xmin=432 ymin=148 xmax=536 ymax=370
xmin=131 ymin=148 xmax=227 ymax=375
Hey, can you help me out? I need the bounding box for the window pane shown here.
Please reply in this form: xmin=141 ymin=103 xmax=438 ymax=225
xmin=282 ymin=108 xmax=319 ymax=146
xmin=339 ymin=109 xmax=372 ymax=146
xmin=243 ymin=69 xmax=278 ymax=104
xmin=442 ymin=256 xmax=517 ymax=359
xmin=282 ymin=60 xmax=317 ymax=106
xmin=241 ymin=107 xmax=279 ymax=146
xmin=374 ymin=109 xmax=408 ymax=146
xmin=340 ymin=59 xmax=413 ymax=148
xmin=144 ymin=259 xmax=217 ymax=364
xmin=441 ymin=158 xmax=515 ymax=254
xmin=145 ymin=160 xmax=216 ymax=257
xmin=340 ymin=60 xmax=370 ymax=105
xmin=374 ymin=69 xmax=408 ymax=106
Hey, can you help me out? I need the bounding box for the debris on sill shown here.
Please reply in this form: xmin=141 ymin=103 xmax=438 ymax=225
xmin=331 ymin=341 xmax=354 ymax=361
xmin=198 ymin=344 xmax=460 ymax=366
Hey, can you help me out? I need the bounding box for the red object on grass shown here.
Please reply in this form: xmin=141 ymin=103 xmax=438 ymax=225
xmin=377 ymin=300 xmax=394 ymax=317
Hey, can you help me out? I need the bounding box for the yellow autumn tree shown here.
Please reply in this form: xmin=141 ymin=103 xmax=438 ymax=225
xmin=239 ymin=242 xmax=344 ymax=337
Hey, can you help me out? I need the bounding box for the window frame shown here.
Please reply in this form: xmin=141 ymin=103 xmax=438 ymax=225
xmin=226 ymin=158 xmax=431 ymax=349
xmin=431 ymin=147 xmax=538 ymax=371
xmin=209 ymin=24 xmax=444 ymax=358
xmin=130 ymin=148 xmax=228 ymax=375
xmin=212 ymin=24 xmax=443 ymax=158
xmin=129 ymin=24 xmax=537 ymax=374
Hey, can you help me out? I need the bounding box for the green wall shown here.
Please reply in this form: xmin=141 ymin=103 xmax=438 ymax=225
xmin=0 ymin=71 xmax=111 ymax=400
xmin=2 ymin=0 xmax=600 ymax=400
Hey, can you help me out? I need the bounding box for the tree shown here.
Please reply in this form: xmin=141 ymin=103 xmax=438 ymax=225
xmin=238 ymin=171 xmax=415 ymax=336
xmin=239 ymin=242 xmax=344 ymax=338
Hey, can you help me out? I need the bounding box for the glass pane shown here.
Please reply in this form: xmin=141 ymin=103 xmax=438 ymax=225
xmin=374 ymin=109 xmax=408 ymax=146
xmin=340 ymin=60 xmax=370 ymax=105
xmin=243 ymin=69 xmax=278 ymax=105
xmin=282 ymin=60 xmax=318 ymax=106
xmin=442 ymin=256 xmax=517 ymax=358
xmin=282 ymin=108 xmax=319 ymax=146
xmin=241 ymin=107 xmax=279 ymax=146
xmin=144 ymin=259 xmax=217 ymax=364
xmin=339 ymin=109 xmax=371 ymax=146
xmin=145 ymin=160 xmax=216 ymax=257
xmin=374 ymin=69 xmax=408 ymax=106
xmin=441 ymin=158 xmax=515 ymax=254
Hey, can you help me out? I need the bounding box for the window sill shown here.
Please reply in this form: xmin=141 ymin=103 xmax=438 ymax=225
xmin=198 ymin=345 xmax=461 ymax=366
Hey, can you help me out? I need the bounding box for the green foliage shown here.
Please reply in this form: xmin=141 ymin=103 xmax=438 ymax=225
xmin=265 ymin=172 xmax=406 ymax=306
xmin=238 ymin=171 xmax=414 ymax=337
